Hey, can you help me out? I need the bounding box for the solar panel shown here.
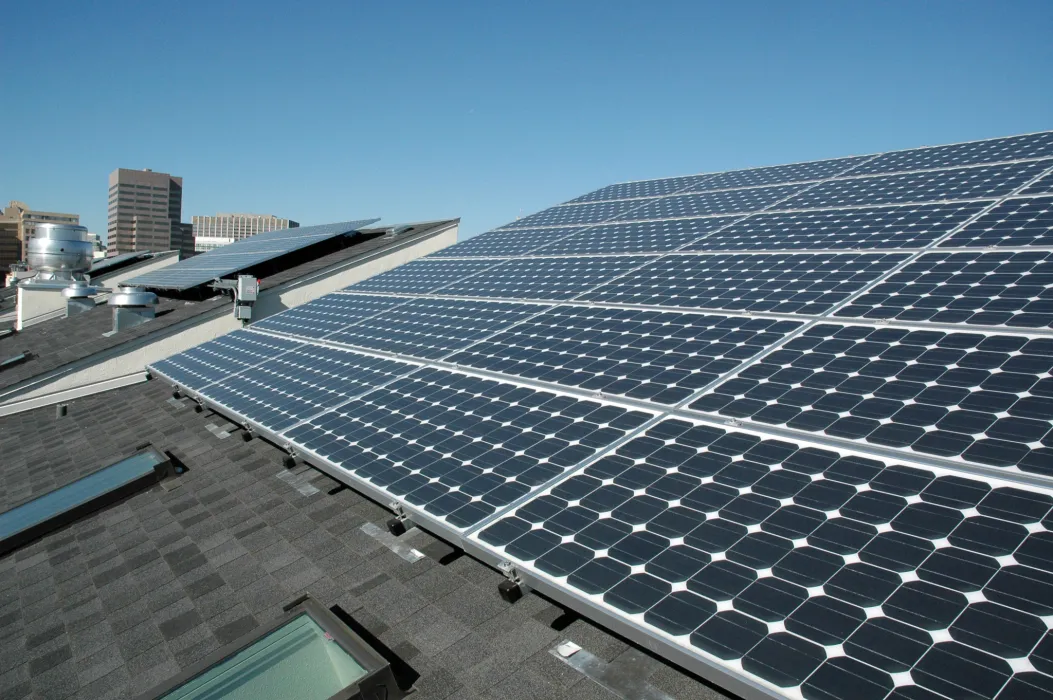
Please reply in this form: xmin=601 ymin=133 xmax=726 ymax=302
xmin=579 ymin=252 xmax=909 ymax=314
xmin=251 ymin=293 xmax=407 ymax=339
xmin=941 ymin=196 xmax=1053 ymax=248
xmin=283 ymin=367 xmax=655 ymax=531
xmin=836 ymin=251 xmax=1053 ymax=328
xmin=566 ymin=175 xmax=710 ymax=204
xmin=690 ymin=203 xmax=989 ymax=252
xmin=780 ymin=161 xmax=1050 ymax=210
xmin=1020 ymin=170 xmax=1053 ymax=195
xmin=448 ymin=307 xmax=802 ymax=404
xmin=533 ymin=216 xmax=744 ymax=256
xmin=126 ymin=219 xmax=378 ymax=290
xmin=691 ymin=323 xmax=1053 ymax=476
xmin=437 ymin=256 xmax=653 ymax=300
xmin=849 ymin=131 xmax=1053 ymax=176
xmin=471 ymin=418 xmax=1053 ymax=700
xmin=89 ymin=251 xmax=148 ymax=276
xmin=616 ymin=183 xmax=808 ymax=221
xmin=150 ymin=130 xmax=1053 ymax=700
xmin=349 ymin=258 xmax=499 ymax=294
xmin=428 ymin=226 xmax=583 ymax=258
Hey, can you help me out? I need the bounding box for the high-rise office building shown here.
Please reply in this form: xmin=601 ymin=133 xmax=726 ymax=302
xmin=192 ymin=213 xmax=299 ymax=252
xmin=107 ymin=169 xmax=184 ymax=255
xmin=0 ymin=201 xmax=80 ymax=268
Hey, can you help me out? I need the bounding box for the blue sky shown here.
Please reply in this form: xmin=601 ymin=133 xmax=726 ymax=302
xmin=2 ymin=1 xmax=1051 ymax=243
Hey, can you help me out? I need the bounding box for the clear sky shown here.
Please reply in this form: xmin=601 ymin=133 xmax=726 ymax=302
xmin=2 ymin=1 xmax=1051 ymax=243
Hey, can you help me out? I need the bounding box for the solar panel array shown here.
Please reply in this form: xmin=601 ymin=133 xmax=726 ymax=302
xmin=126 ymin=219 xmax=379 ymax=290
xmin=150 ymin=131 xmax=1053 ymax=700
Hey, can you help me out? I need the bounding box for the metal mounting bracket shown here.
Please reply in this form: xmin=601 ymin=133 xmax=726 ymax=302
xmin=386 ymin=501 xmax=412 ymax=536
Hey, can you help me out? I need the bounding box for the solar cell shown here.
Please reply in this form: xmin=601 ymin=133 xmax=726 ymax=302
xmin=781 ymin=161 xmax=1050 ymax=210
xmin=195 ymin=343 xmax=416 ymax=433
xmin=348 ymin=258 xmax=499 ymax=294
xmin=1019 ymin=169 xmax=1053 ymax=195
xmin=127 ymin=219 xmax=379 ymax=290
xmin=691 ymin=323 xmax=1053 ymax=476
xmin=686 ymin=202 xmax=989 ymax=252
xmin=616 ymin=184 xmax=807 ymax=221
xmin=283 ymin=366 xmax=654 ymax=531
xmin=683 ymin=156 xmax=868 ymax=192
xmin=473 ymin=418 xmax=1053 ymax=700
xmin=436 ymin=255 xmax=653 ymax=301
xmin=428 ymin=226 xmax=583 ymax=258
xmin=940 ymin=196 xmax=1053 ymax=247
xmin=501 ymin=201 xmax=636 ymax=229
xmin=448 ymin=306 xmax=802 ymax=404
xmin=579 ymin=252 xmax=908 ymax=315
xmin=837 ymin=250 xmax=1053 ymax=328
xmin=325 ymin=297 xmax=547 ymax=360
xmin=149 ymin=330 xmax=302 ymax=391
xmin=566 ymin=175 xmax=711 ymax=204
xmin=850 ymin=131 xmax=1053 ymax=176
xmin=251 ymin=293 xmax=406 ymax=339
xmin=532 ymin=216 xmax=743 ymax=255
xmin=88 ymin=251 xmax=147 ymax=276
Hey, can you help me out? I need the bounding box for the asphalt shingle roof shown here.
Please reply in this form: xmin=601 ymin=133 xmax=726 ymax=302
xmin=0 ymin=379 xmax=729 ymax=700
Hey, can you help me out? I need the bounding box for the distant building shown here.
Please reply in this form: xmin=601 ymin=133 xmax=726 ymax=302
xmin=171 ymin=222 xmax=196 ymax=259
xmin=107 ymin=169 xmax=187 ymax=255
xmin=0 ymin=201 xmax=80 ymax=267
xmin=86 ymin=232 xmax=105 ymax=259
xmin=192 ymin=213 xmax=299 ymax=252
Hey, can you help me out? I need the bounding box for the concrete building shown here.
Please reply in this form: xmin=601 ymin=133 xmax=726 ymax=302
xmin=107 ymin=168 xmax=185 ymax=254
xmin=172 ymin=222 xmax=196 ymax=259
xmin=192 ymin=213 xmax=299 ymax=252
xmin=0 ymin=200 xmax=80 ymax=267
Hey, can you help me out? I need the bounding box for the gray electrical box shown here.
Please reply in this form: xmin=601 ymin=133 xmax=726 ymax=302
xmin=237 ymin=276 xmax=258 ymax=302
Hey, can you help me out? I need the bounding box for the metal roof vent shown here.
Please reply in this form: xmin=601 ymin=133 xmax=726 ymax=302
xmin=108 ymin=285 xmax=158 ymax=332
xmin=62 ymin=280 xmax=100 ymax=316
xmin=25 ymin=223 xmax=93 ymax=284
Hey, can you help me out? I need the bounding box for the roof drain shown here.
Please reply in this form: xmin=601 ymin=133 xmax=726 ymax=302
xmin=108 ymin=285 xmax=158 ymax=333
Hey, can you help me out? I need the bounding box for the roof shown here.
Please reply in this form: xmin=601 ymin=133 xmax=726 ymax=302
xmin=0 ymin=220 xmax=457 ymax=395
xmin=0 ymin=379 xmax=722 ymax=700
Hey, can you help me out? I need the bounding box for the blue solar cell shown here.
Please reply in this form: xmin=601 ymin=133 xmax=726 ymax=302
xmin=195 ymin=343 xmax=416 ymax=433
xmin=533 ymin=216 xmax=743 ymax=255
xmin=851 ymin=132 xmax=1053 ymax=176
xmin=781 ymin=161 xmax=1049 ymax=209
xmin=149 ymin=330 xmax=303 ymax=391
xmin=252 ymin=293 xmax=406 ymax=339
xmin=579 ymin=252 xmax=908 ymax=315
xmin=691 ymin=323 xmax=1053 ymax=477
xmin=617 ymin=184 xmax=806 ymax=221
xmin=837 ymin=250 xmax=1053 ymax=329
xmin=688 ymin=202 xmax=988 ymax=251
xmin=436 ymin=255 xmax=653 ymax=300
xmin=428 ymin=226 xmax=583 ymax=258
xmin=348 ymin=258 xmax=500 ymax=294
xmin=940 ymin=196 xmax=1053 ymax=248
xmin=565 ymin=175 xmax=710 ymax=204
xmin=683 ymin=156 xmax=868 ymax=192
xmin=449 ymin=306 xmax=802 ymax=404
xmin=283 ymin=366 xmax=654 ymax=531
